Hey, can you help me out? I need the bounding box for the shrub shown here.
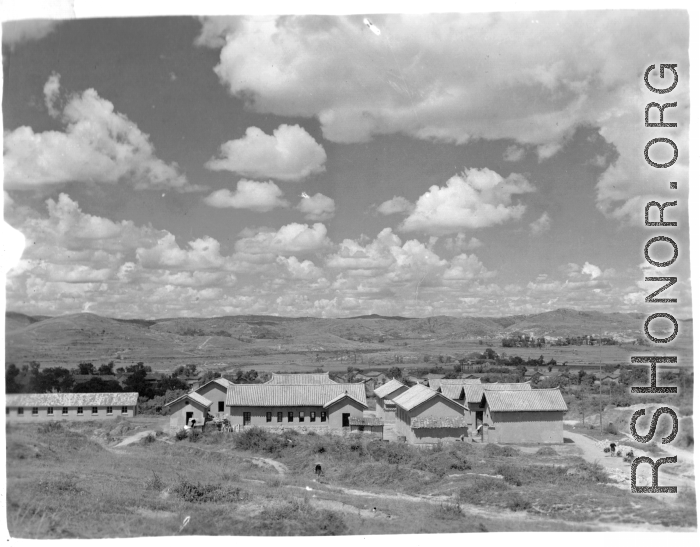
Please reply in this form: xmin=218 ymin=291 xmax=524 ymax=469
xmin=173 ymin=479 xmax=249 ymax=504
xmin=141 ymin=433 xmax=156 ymax=445
xmin=605 ymin=422 xmax=619 ymax=435
xmin=432 ymin=502 xmax=464 ymax=520
xmin=233 ymin=427 xmax=289 ymax=455
xmin=145 ymin=471 xmax=164 ymax=490
xmin=38 ymin=422 xmax=64 ymax=434
xmin=483 ymin=444 xmax=519 ymax=457
xmin=174 ymin=429 xmax=189 ymax=441
xmin=535 ymin=446 xmax=557 ymax=456
xmin=37 ymin=475 xmax=82 ymax=495
xmin=506 ymin=494 xmax=531 ymax=512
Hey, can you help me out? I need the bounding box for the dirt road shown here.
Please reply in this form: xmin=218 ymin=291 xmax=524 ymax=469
xmin=114 ymin=430 xmax=157 ymax=447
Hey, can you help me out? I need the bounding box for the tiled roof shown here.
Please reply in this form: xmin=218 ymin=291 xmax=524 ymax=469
xmin=5 ymin=392 xmax=138 ymax=407
xmin=463 ymin=382 xmax=532 ymax=403
xmin=428 ymin=378 xmax=481 ymax=390
xmin=438 ymin=385 xmax=466 ymax=400
xmin=164 ymin=391 xmax=212 ymax=408
xmin=265 ymin=373 xmax=337 ymax=385
xmin=226 ymin=383 xmax=367 ymax=407
xmin=323 ymin=391 xmax=368 ymax=409
xmin=484 ymin=389 xmax=568 ymax=412
xmin=392 ymin=384 xmax=439 ymax=411
xmin=410 ymin=416 xmax=469 ymax=429
xmin=349 ymin=416 xmax=384 ymax=426
xmin=196 ymin=377 xmax=231 ymax=392
xmin=373 ymin=379 xmax=407 ymax=399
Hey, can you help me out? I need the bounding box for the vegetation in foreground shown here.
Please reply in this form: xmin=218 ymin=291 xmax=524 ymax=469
xmin=5 ymin=420 xmax=696 ymax=538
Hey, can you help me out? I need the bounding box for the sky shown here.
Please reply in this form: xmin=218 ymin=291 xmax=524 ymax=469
xmin=1 ymin=11 xmax=692 ymax=319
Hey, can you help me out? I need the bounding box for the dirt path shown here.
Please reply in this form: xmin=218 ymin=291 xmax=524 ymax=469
xmin=564 ymin=430 xmax=695 ymax=491
xmin=198 ymin=336 xmax=213 ymax=350
xmin=114 ymin=430 xmax=157 ymax=447
xmin=250 ymin=457 xmax=289 ymax=475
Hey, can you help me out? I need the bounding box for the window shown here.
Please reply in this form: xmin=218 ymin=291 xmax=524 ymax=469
xmin=243 ymin=412 xmax=251 ymax=426
xmin=62 ymin=407 xmax=68 ymax=415
xmin=121 ymin=406 xmax=128 ymax=415
xmin=47 ymin=407 xmax=54 ymax=416
xmin=266 ymin=412 xmax=272 ymax=423
xmin=107 ymin=406 xmax=113 ymax=415
xmin=18 ymin=408 xmax=24 ymax=416
xmin=320 ymin=411 xmax=326 ymax=422
xmin=287 ymin=412 xmax=294 ymax=422
xmin=277 ymin=412 xmax=283 ymax=423
xmin=218 ymin=401 xmax=224 ymax=413
xmin=32 ymin=407 xmax=38 ymax=416
xmin=92 ymin=406 xmax=98 ymax=415
xmin=310 ymin=411 xmax=316 ymax=422
xmin=299 ymin=411 xmax=305 ymax=423
xmin=77 ymin=407 xmax=84 ymax=415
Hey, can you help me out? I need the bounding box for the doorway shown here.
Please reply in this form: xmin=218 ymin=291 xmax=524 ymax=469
xmin=185 ymin=411 xmax=193 ymax=426
xmin=342 ymin=413 xmax=350 ymax=427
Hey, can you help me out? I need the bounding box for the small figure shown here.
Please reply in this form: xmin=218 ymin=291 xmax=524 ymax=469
xmin=609 ymin=442 xmax=617 ymax=457
xmin=315 ymin=463 xmax=323 ymax=477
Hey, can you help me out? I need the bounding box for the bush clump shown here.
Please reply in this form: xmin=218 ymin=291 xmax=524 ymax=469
xmin=259 ymin=499 xmax=347 ymax=536
xmin=173 ymin=479 xmax=249 ymax=504
xmin=535 ymin=446 xmax=557 ymax=456
xmin=483 ymin=444 xmax=519 ymax=457
xmin=37 ymin=422 xmax=64 ymax=434
xmin=233 ymin=427 xmax=292 ymax=455
xmin=432 ymin=502 xmax=464 ymax=520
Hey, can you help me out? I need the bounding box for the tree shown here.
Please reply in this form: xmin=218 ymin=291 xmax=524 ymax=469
xmin=36 ymin=367 xmax=75 ymax=393
xmin=387 ymin=366 xmax=402 ymax=379
xmin=200 ymin=370 xmax=221 ymax=384
xmin=483 ymin=348 xmax=498 ymax=360
xmin=116 ymin=367 xmax=125 ymax=374
xmin=97 ymin=361 xmax=115 ymax=375
xmin=185 ymin=364 xmax=198 ymax=376
xmin=73 ymin=377 xmax=122 ymax=393
xmin=124 ymin=368 xmax=153 ymax=397
xmin=5 ymin=364 xmax=22 ymax=393
xmin=27 ymin=361 xmax=42 ymax=392
xmin=76 ymin=362 xmax=96 ymax=375
xmin=154 ymin=376 xmax=189 ymax=395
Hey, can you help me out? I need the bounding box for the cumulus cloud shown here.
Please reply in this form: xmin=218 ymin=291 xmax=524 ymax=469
xmin=503 ymin=145 xmax=526 ymax=162
xmin=2 ymin=20 xmax=60 ymax=47
xmin=529 ymin=212 xmax=552 ymax=236
xmin=296 ymin=193 xmax=335 ymax=221
xmin=444 ymin=233 xmax=482 ymax=253
xmin=198 ymin=12 xmax=688 ymax=222
xmin=206 ymin=124 xmax=326 ymax=181
xmin=234 ymin=222 xmax=331 ymax=257
xmin=376 ymin=196 xmax=414 ymax=215
xmin=4 ymin=74 xmax=196 ymax=192
xmin=203 ymin=180 xmax=289 ymax=212
xmin=399 ymin=168 xmax=535 ymax=235
xmin=582 ymin=262 xmax=602 ymax=279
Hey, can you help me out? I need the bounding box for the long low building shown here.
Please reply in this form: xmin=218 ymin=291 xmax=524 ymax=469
xmin=225 ymin=373 xmax=368 ymax=431
xmin=480 ymin=389 xmax=568 ymax=444
xmin=373 ymin=378 xmax=408 ymax=422
xmin=5 ymin=392 xmax=138 ymax=421
xmin=462 ymin=383 xmax=532 ymax=436
xmin=393 ymin=384 xmax=469 ymax=445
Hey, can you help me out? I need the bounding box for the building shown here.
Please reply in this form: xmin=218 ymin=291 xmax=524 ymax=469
xmin=373 ymin=378 xmax=409 ymax=422
xmin=348 ymin=416 xmax=384 ymax=437
xmin=225 ymin=374 xmax=367 ymax=431
xmin=194 ymin=377 xmax=232 ymax=416
xmin=5 ymin=392 xmax=138 ymax=422
xmin=393 ymin=384 xmax=469 ymax=445
xmin=462 ymin=383 xmax=532 ymax=435
xmin=427 ymin=377 xmax=482 ymax=391
xmin=265 ymin=372 xmax=337 ymax=385
xmin=479 ymin=388 xmax=568 ymax=444
xmin=164 ymin=391 xmax=212 ymax=434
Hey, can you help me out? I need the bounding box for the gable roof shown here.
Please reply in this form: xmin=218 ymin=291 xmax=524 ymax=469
xmin=373 ymin=378 xmax=407 ymax=399
xmin=428 ymin=377 xmax=482 ymax=390
xmin=483 ymin=389 xmax=567 ymax=412
xmin=393 ymin=384 xmax=464 ymax=412
xmin=323 ymin=391 xmax=368 ymax=409
xmin=265 ymin=373 xmax=337 ymax=385
xmin=164 ymin=391 xmax=212 ymax=408
xmin=226 ymin=383 xmax=367 ymax=407
xmin=196 ymin=377 xmax=231 ymax=392
xmin=5 ymin=392 xmax=138 ymax=407
xmin=463 ymin=382 xmax=532 ymax=403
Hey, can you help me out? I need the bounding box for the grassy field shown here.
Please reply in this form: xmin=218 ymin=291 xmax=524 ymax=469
xmin=5 ymin=419 xmax=696 ymax=538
